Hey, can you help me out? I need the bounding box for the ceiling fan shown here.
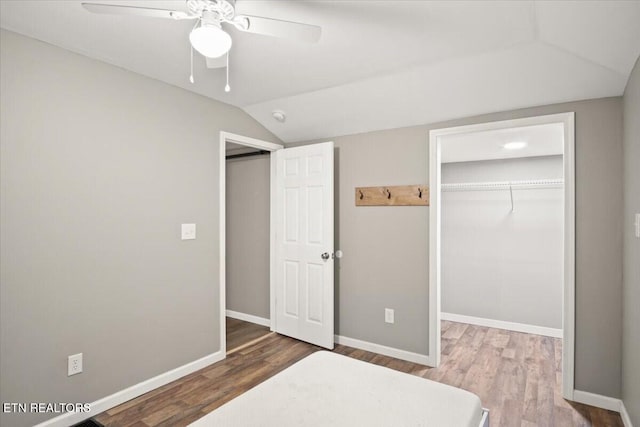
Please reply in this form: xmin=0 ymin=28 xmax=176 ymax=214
xmin=82 ymin=0 xmax=321 ymax=88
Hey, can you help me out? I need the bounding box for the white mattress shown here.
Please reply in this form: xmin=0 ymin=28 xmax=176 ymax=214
xmin=190 ymin=351 xmax=484 ymax=427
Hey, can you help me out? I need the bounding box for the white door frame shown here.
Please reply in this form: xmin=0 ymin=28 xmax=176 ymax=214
xmin=218 ymin=131 xmax=283 ymax=355
xmin=427 ymin=112 xmax=576 ymax=400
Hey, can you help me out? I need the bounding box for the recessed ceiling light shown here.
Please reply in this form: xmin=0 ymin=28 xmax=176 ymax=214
xmin=503 ymin=141 xmax=527 ymax=150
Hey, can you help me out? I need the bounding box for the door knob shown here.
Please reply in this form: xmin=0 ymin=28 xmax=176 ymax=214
xmin=321 ymin=252 xmax=330 ymax=260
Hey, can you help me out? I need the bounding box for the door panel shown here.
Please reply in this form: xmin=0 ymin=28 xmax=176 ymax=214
xmin=275 ymin=142 xmax=334 ymax=349
xmin=284 ymin=261 xmax=299 ymax=317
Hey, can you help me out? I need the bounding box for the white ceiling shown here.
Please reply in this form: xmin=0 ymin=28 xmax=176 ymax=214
xmin=2 ymin=1 xmax=639 ymax=143
xmin=440 ymin=122 xmax=564 ymax=163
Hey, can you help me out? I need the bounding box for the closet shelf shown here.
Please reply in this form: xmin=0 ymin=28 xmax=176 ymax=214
xmin=441 ymin=179 xmax=564 ymax=192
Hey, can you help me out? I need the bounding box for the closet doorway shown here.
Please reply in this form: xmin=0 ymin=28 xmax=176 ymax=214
xmin=428 ymin=113 xmax=575 ymax=399
xmin=219 ymin=132 xmax=283 ymax=354
xmin=219 ymin=133 xmax=336 ymax=355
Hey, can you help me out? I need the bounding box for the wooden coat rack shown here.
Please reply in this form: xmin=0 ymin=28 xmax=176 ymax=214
xmin=355 ymin=185 xmax=429 ymax=206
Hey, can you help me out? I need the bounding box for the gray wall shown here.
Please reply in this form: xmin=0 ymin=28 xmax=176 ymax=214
xmin=0 ymin=30 xmax=279 ymax=427
xmin=442 ymin=156 xmax=563 ymax=329
xmin=294 ymin=96 xmax=623 ymax=398
xmin=226 ymin=156 xmax=271 ymax=319
xmin=622 ymin=56 xmax=640 ymax=426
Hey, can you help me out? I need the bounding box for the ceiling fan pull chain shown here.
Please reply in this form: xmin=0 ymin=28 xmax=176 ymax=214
xmin=225 ymin=51 xmax=231 ymax=92
xmin=189 ymin=18 xmax=201 ymax=84
xmin=189 ymin=44 xmax=195 ymax=84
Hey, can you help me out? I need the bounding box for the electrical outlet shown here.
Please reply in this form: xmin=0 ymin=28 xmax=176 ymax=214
xmin=385 ymin=308 xmax=394 ymax=324
xmin=635 ymin=213 xmax=640 ymax=238
xmin=68 ymin=353 xmax=83 ymax=376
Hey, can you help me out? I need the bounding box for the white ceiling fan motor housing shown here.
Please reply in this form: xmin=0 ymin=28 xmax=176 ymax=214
xmin=187 ymin=0 xmax=236 ymax=21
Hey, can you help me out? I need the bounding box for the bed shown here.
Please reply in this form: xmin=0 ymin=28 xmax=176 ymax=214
xmin=189 ymin=351 xmax=490 ymax=427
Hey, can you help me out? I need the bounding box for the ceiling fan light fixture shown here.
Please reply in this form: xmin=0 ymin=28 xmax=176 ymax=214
xmin=189 ymin=21 xmax=232 ymax=58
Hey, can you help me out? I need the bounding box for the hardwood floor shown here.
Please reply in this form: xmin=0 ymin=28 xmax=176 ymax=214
xmin=225 ymin=317 xmax=271 ymax=353
xmin=95 ymin=321 xmax=623 ymax=427
xmin=432 ymin=321 xmax=623 ymax=427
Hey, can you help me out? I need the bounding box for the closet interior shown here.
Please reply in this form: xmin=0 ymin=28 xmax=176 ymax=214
xmin=225 ymin=142 xmax=271 ymax=352
xmin=440 ymin=123 xmax=565 ymax=338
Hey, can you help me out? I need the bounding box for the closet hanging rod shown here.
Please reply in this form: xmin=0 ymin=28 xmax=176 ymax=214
xmin=226 ymin=150 xmax=270 ymax=160
xmin=441 ymin=179 xmax=564 ymax=192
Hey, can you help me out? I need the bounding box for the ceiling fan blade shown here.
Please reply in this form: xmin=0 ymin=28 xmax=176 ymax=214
xmin=235 ymin=15 xmax=321 ymax=43
xmin=81 ymin=3 xmax=196 ymax=20
xmin=206 ymin=56 xmax=227 ymax=69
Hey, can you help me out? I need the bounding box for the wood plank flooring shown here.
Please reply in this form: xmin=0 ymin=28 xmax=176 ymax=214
xmin=432 ymin=322 xmax=623 ymax=427
xmin=94 ymin=321 xmax=623 ymax=427
xmin=225 ymin=317 xmax=271 ymax=353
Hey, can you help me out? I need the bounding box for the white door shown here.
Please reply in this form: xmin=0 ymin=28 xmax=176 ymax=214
xmin=274 ymin=142 xmax=334 ymax=349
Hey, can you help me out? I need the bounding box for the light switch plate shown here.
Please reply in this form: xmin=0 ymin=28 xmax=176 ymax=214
xmin=181 ymin=224 xmax=196 ymax=240
xmin=635 ymin=213 xmax=640 ymax=238
xmin=385 ymin=308 xmax=394 ymax=324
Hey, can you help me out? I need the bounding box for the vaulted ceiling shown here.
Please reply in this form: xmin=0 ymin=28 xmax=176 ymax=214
xmin=2 ymin=1 xmax=639 ymax=142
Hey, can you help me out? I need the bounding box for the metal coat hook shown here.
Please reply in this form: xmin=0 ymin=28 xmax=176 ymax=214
xmin=355 ymin=185 xmax=429 ymax=206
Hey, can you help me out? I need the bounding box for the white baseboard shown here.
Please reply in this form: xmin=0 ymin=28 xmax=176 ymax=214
xmin=226 ymin=310 xmax=270 ymax=327
xmin=441 ymin=312 xmax=563 ymax=338
xmin=573 ymin=389 xmax=623 ymax=413
xmin=572 ymin=389 xmax=634 ymax=426
xmin=334 ymin=334 xmax=432 ymax=366
xmin=35 ymin=350 xmax=225 ymax=427
xmin=620 ymin=401 xmax=634 ymax=427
